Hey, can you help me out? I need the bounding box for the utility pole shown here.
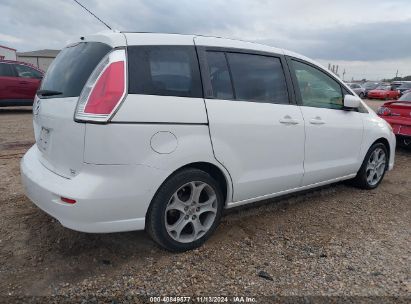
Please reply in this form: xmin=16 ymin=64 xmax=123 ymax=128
xmin=342 ymin=69 xmax=346 ymax=81
xmin=395 ymin=69 xmax=399 ymax=78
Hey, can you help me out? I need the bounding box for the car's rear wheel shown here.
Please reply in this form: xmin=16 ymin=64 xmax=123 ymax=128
xmin=146 ymin=168 xmax=223 ymax=252
xmin=351 ymin=143 xmax=388 ymax=189
xmin=359 ymin=92 xmax=364 ymax=98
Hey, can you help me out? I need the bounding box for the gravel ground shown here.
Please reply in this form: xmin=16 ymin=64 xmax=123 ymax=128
xmin=0 ymin=103 xmax=410 ymax=301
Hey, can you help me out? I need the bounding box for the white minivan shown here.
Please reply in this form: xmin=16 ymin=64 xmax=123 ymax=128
xmin=21 ymin=32 xmax=395 ymax=251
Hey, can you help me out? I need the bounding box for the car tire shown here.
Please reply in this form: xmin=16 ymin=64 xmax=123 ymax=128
xmin=351 ymin=143 xmax=388 ymax=190
xmin=146 ymin=168 xmax=224 ymax=252
xmin=359 ymin=92 xmax=364 ymax=99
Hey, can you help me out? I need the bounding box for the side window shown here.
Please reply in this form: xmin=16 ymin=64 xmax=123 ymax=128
xmin=226 ymin=53 xmax=289 ymax=104
xmin=0 ymin=63 xmax=14 ymax=77
xmin=291 ymin=60 xmax=343 ymax=109
xmin=127 ymin=46 xmax=202 ymax=98
xmin=206 ymin=51 xmax=234 ymax=99
xmin=14 ymin=64 xmax=42 ymax=78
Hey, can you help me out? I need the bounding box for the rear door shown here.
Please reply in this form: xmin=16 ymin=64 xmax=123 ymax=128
xmin=12 ymin=64 xmax=43 ymax=100
xmin=33 ymin=41 xmax=115 ymax=178
xmin=288 ymin=58 xmax=364 ymax=185
xmin=196 ymin=39 xmax=305 ymax=202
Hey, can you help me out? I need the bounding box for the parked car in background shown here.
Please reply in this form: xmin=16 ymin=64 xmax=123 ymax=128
xmin=377 ymin=91 xmax=411 ymax=146
xmin=0 ymin=60 xmax=44 ymax=106
xmin=391 ymin=81 xmax=404 ymax=90
xmin=368 ymin=85 xmax=400 ymax=100
xmin=363 ymin=81 xmax=381 ymax=97
xmin=396 ymin=82 xmax=411 ymax=96
xmin=347 ymin=83 xmax=366 ymax=98
xmin=20 ymin=32 xmax=395 ymax=252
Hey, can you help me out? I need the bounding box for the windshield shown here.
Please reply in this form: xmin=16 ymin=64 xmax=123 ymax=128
xmin=399 ymin=92 xmax=411 ymax=102
xmin=398 ymin=82 xmax=411 ymax=89
xmin=40 ymin=42 xmax=111 ymax=98
xmin=375 ymin=86 xmax=390 ymax=90
xmin=364 ymin=82 xmax=379 ymax=89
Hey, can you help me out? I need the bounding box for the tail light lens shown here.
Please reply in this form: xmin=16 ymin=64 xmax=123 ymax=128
xmin=377 ymin=106 xmax=391 ymax=116
xmin=75 ymin=49 xmax=127 ymax=122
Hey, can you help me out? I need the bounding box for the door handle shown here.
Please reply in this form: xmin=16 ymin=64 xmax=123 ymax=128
xmin=279 ymin=115 xmax=299 ymax=125
xmin=309 ymin=117 xmax=326 ymax=125
xmin=19 ymin=81 xmax=29 ymax=85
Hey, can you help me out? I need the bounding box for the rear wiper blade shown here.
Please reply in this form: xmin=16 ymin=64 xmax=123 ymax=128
xmin=37 ymin=90 xmax=63 ymax=97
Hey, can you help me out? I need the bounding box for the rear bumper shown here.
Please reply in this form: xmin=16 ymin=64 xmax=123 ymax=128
xmin=20 ymin=145 xmax=165 ymax=233
xmin=383 ymin=117 xmax=411 ymax=137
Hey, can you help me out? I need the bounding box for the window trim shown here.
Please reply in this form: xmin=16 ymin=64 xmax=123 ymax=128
xmin=196 ymin=46 xmax=296 ymax=105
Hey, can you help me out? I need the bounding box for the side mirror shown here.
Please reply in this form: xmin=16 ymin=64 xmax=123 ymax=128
xmin=344 ymin=94 xmax=361 ymax=109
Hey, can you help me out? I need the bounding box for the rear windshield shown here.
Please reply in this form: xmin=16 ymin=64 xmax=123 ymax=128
xmin=364 ymin=82 xmax=379 ymax=89
xmin=375 ymin=85 xmax=390 ymax=90
xmin=40 ymin=42 xmax=111 ymax=98
xmin=399 ymin=92 xmax=411 ymax=101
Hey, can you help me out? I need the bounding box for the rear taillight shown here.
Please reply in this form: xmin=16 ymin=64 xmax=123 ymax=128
xmin=377 ymin=106 xmax=391 ymax=116
xmin=60 ymin=197 xmax=76 ymax=204
xmin=75 ymin=49 xmax=127 ymax=122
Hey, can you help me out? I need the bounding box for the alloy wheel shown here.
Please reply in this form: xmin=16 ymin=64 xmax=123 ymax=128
xmin=165 ymin=181 xmax=218 ymax=243
xmin=365 ymin=148 xmax=386 ymax=186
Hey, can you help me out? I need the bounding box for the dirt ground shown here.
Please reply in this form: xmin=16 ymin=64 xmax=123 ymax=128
xmin=0 ymin=102 xmax=410 ymax=301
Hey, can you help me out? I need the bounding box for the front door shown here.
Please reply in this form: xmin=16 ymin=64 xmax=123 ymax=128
xmin=13 ymin=64 xmax=42 ymax=100
xmin=288 ymin=59 xmax=364 ymax=186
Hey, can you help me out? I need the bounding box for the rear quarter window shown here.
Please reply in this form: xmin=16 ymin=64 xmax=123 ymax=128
xmin=0 ymin=63 xmax=14 ymax=77
xmin=127 ymin=46 xmax=202 ymax=98
xmin=40 ymin=42 xmax=111 ymax=98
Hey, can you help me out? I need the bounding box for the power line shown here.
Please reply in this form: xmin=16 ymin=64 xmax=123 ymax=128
xmin=72 ymin=0 xmax=112 ymax=30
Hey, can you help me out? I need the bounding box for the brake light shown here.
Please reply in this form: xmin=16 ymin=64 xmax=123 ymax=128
xmin=75 ymin=49 xmax=127 ymax=122
xmin=377 ymin=106 xmax=391 ymax=116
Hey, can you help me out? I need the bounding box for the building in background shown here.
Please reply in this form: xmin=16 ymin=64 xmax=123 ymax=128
xmin=0 ymin=45 xmax=17 ymax=60
xmin=17 ymin=49 xmax=59 ymax=71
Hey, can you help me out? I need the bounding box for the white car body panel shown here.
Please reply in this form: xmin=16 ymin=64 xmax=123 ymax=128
xmin=20 ymin=32 xmax=396 ymax=234
xmin=204 ymin=100 xmax=305 ymax=201
xmin=32 ymin=96 xmax=85 ymax=178
xmin=124 ymin=33 xmax=195 ymax=46
xmin=300 ymin=106 xmax=364 ymax=186
xmin=112 ymin=95 xmax=208 ymax=123
xmin=21 ymin=146 xmax=163 ymax=232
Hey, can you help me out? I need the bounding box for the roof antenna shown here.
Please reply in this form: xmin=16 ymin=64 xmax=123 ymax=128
xmin=72 ymin=0 xmax=112 ymax=30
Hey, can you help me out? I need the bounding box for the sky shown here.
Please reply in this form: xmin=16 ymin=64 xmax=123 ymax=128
xmin=1 ymin=0 xmax=410 ymax=80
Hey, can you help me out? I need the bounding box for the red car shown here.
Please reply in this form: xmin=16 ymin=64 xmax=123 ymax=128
xmin=368 ymin=85 xmax=400 ymax=100
xmin=377 ymin=91 xmax=411 ymax=146
xmin=0 ymin=60 xmax=44 ymax=106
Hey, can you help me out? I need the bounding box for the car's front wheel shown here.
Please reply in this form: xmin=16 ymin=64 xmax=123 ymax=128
xmin=359 ymin=92 xmax=364 ymax=98
xmin=351 ymin=143 xmax=388 ymax=189
xmin=146 ymin=168 xmax=223 ymax=252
